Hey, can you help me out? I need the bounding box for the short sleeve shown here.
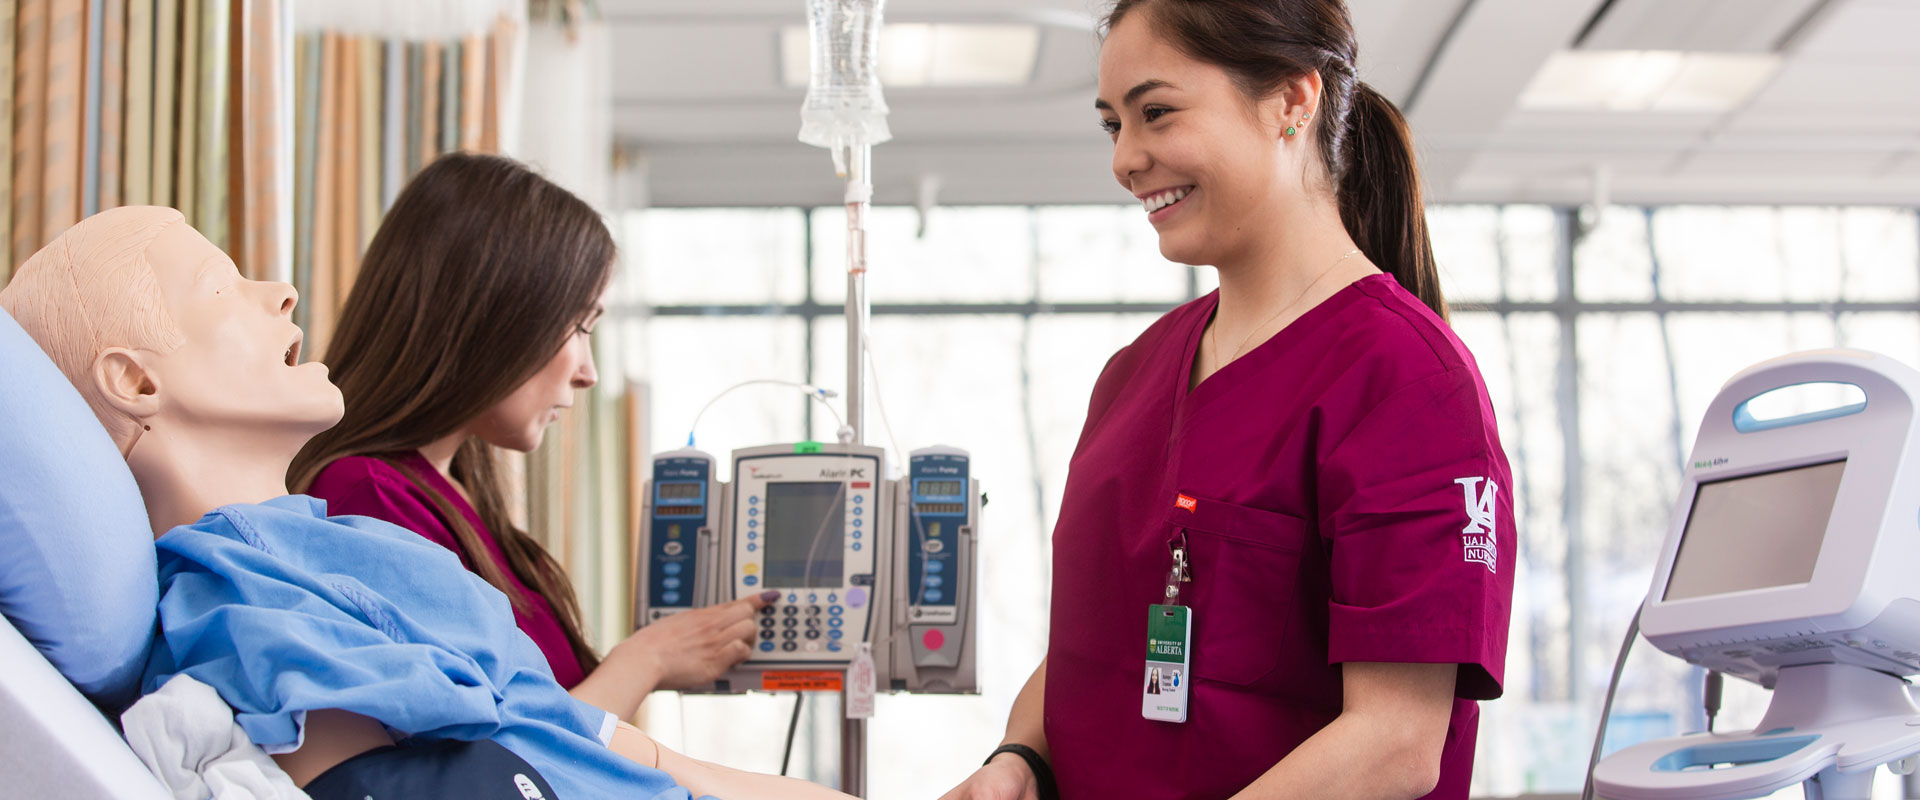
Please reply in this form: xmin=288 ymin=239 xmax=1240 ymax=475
xmin=312 ymin=461 xmax=467 ymax=565
xmin=1318 ymin=367 xmax=1514 ymax=700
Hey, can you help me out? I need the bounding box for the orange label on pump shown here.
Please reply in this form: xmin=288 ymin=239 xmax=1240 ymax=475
xmin=761 ymin=671 xmax=845 ymax=692
xmin=1175 ymin=494 xmax=1198 ymax=512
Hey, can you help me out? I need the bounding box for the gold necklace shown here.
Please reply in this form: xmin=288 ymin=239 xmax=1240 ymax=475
xmin=1207 ymin=248 xmax=1362 ymax=375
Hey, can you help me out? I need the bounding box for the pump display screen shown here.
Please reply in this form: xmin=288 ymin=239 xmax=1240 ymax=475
xmin=1663 ymin=459 xmax=1847 ymax=601
xmin=919 ymin=480 xmax=963 ymax=497
xmin=762 ymin=482 xmax=847 ymax=588
xmin=658 ymin=482 xmax=702 ymax=500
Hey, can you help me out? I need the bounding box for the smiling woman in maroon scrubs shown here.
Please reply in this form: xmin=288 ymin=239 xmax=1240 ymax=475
xmin=941 ymin=2 xmax=1515 ymax=799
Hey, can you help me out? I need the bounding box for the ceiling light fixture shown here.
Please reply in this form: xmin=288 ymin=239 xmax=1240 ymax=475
xmin=1520 ymin=50 xmax=1781 ymax=112
xmin=781 ymin=23 xmax=1041 ymax=88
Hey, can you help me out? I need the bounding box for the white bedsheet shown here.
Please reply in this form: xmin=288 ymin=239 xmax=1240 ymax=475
xmin=122 ymin=675 xmax=309 ymax=800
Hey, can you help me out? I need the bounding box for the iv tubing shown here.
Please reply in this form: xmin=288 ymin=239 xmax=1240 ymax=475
xmin=685 ymin=379 xmax=841 ymax=448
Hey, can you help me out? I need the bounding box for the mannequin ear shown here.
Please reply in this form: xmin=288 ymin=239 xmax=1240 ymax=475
xmin=92 ymin=347 xmax=163 ymax=424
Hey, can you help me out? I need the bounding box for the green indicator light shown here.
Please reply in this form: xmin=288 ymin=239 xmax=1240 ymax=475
xmin=794 ymin=441 xmax=824 ymax=454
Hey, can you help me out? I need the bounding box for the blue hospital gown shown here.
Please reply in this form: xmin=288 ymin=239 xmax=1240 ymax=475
xmin=140 ymin=495 xmax=713 ymax=800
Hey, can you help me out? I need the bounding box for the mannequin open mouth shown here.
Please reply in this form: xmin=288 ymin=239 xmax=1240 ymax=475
xmin=285 ymin=334 xmax=302 ymax=366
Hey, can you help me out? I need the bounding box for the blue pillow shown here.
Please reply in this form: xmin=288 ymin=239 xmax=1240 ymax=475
xmin=0 ymin=306 xmax=156 ymax=704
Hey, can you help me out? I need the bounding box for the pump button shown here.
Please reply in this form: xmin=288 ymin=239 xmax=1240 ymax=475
xmin=923 ymin=630 xmax=946 ymax=652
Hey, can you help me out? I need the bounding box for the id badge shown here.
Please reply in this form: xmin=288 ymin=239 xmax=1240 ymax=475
xmin=1142 ymin=604 xmax=1191 ymax=723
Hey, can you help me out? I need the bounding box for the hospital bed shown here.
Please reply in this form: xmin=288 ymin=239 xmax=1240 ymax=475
xmin=0 ymin=612 xmax=170 ymax=798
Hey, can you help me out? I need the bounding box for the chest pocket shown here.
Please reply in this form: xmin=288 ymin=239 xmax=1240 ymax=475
xmin=1169 ymin=497 xmax=1311 ymax=688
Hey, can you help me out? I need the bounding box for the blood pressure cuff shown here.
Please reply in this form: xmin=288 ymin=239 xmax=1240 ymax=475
xmin=306 ymin=739 xmax=560 ymax=800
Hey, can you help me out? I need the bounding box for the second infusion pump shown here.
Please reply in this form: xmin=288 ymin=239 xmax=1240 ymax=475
xmin=635 ymin=443 xmax=979 ymax=694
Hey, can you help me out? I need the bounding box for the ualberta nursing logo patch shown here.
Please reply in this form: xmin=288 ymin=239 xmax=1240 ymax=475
xmin=1454 ymin=477 xmax=1498 ymax=573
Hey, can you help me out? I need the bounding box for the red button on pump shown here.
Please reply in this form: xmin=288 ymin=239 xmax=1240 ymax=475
xmin=922 ymin=629 xmax=946 ymax=651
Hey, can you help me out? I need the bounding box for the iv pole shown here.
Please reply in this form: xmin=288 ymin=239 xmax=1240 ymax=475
xmin=840 ymin=141 xmax=872 ymax=796
xmin=798 ymin=0 xmax=886 ymax=790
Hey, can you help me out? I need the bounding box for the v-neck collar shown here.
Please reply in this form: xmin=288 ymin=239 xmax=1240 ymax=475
xmin=1173 ymin=274 xmax=1389 ymax=428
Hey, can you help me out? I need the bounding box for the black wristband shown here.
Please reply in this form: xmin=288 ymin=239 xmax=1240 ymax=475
xmin=986 ymin=743 xmax=1060 ymax=800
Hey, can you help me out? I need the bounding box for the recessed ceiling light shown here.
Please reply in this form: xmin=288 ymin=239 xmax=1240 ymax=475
xmin=1520 ymin=50 xmax=1780 ymax=112
xmin=781 ymin=23 xmax=1041 ymax=88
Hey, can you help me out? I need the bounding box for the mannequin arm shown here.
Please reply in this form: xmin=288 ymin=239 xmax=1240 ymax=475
xmin=611 ymin=721 xmax=855 ymax=799
xmin=268 ymin=709 xmax=395 ymax=787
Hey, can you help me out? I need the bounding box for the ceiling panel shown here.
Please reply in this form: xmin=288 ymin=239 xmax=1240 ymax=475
xmin=1676 ymin=150 xmax=1889 ymax=177
xmin=610 ymin=23 xmax=784 ymax=99
xmin=1348 ymin=0 xmax=1471 ymax=106
xmin=1577 ymin=0 xmax=1824 ymax=53
xmin=1786 ymin=0 xmax=1920 ymax=58
xmin=600 ymin=0 xmax=1920 ymax=207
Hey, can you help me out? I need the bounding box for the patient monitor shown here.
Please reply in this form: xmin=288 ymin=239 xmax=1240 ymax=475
xmin=635 ymin=443 xmax=978 ymax=694
xmin=1596 ymin=349 xmax=1920 ymax=800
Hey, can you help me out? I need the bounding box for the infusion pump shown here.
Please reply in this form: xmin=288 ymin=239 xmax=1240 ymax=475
xmin=635 ymin=442 xmax=979 ymax=694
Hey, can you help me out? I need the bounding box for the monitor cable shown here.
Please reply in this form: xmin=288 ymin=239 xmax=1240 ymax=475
xmin=1583 ymin=610 xmax=1641 ymax=800
xmin=1704 ymin=670 xmax=1724 ymax=734
xmin=780 ymin=691 xmax=804 ymax=776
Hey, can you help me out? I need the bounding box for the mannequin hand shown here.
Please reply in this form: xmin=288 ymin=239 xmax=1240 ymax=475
xmin=937 ymin=754 xmax=1039 ymax=800
xmin=615 ymin=590 xmax=777 ymax=690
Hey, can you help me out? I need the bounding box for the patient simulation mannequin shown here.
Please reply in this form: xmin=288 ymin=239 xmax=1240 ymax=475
xmin=0 ymin=206 xmax=853 ymax=800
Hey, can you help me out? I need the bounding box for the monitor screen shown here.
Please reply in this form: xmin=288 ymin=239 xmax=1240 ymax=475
xmin=1663 ymin=459 xmax=1846 ymax=601
xmin=762 ymin=481 xmax=847 ymax=588
xmin=658 ymin=482 xmax=702 ymax=500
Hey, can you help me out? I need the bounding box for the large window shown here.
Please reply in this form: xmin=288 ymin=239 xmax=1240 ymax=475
xmin=601 ymin=203 xmax=1920 ymax=797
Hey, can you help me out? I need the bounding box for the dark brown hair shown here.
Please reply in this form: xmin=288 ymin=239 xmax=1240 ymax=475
xmin=1106 ymin=0 xmax=1446 ymax=319
xmin=290 ymin=152 xmax=614 ymax=672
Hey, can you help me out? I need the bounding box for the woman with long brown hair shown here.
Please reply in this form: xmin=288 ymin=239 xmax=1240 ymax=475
xmin=291 ymin=152 xmax=768 ymax=720
xmin=941 ymin=1 xmax=1515 ymax=798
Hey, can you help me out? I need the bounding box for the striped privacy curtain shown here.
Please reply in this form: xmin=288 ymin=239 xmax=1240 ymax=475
xmin=289 ymin=15 xmax=518 ymax=360
xmin=5 ymin=0 xmax=291 ymax=284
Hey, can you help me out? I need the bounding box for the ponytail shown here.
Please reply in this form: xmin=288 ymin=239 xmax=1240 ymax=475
xmin=1338 ymin=82 xmax=1446 ymax=320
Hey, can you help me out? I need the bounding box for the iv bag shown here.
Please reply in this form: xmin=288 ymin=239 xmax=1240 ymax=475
xmin=799 ymin=0 xmax=892 ymax=169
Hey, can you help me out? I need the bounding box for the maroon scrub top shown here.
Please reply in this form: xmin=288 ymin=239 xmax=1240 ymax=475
xmin=307 ymin=452 xmax=588 ymax=689
xmin=1044 ymin=275 xmax=1515 ymax=799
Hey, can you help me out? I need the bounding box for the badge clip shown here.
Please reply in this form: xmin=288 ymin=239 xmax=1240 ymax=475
xmin=1164 ymin=530 xmax=1192 ymax=606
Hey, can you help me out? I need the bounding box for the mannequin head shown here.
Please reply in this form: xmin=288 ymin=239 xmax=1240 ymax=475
xmin=1 ymin=207 xmax=187 ymax=452
xmin=0 ymin=206 xmax=342 ymax=466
